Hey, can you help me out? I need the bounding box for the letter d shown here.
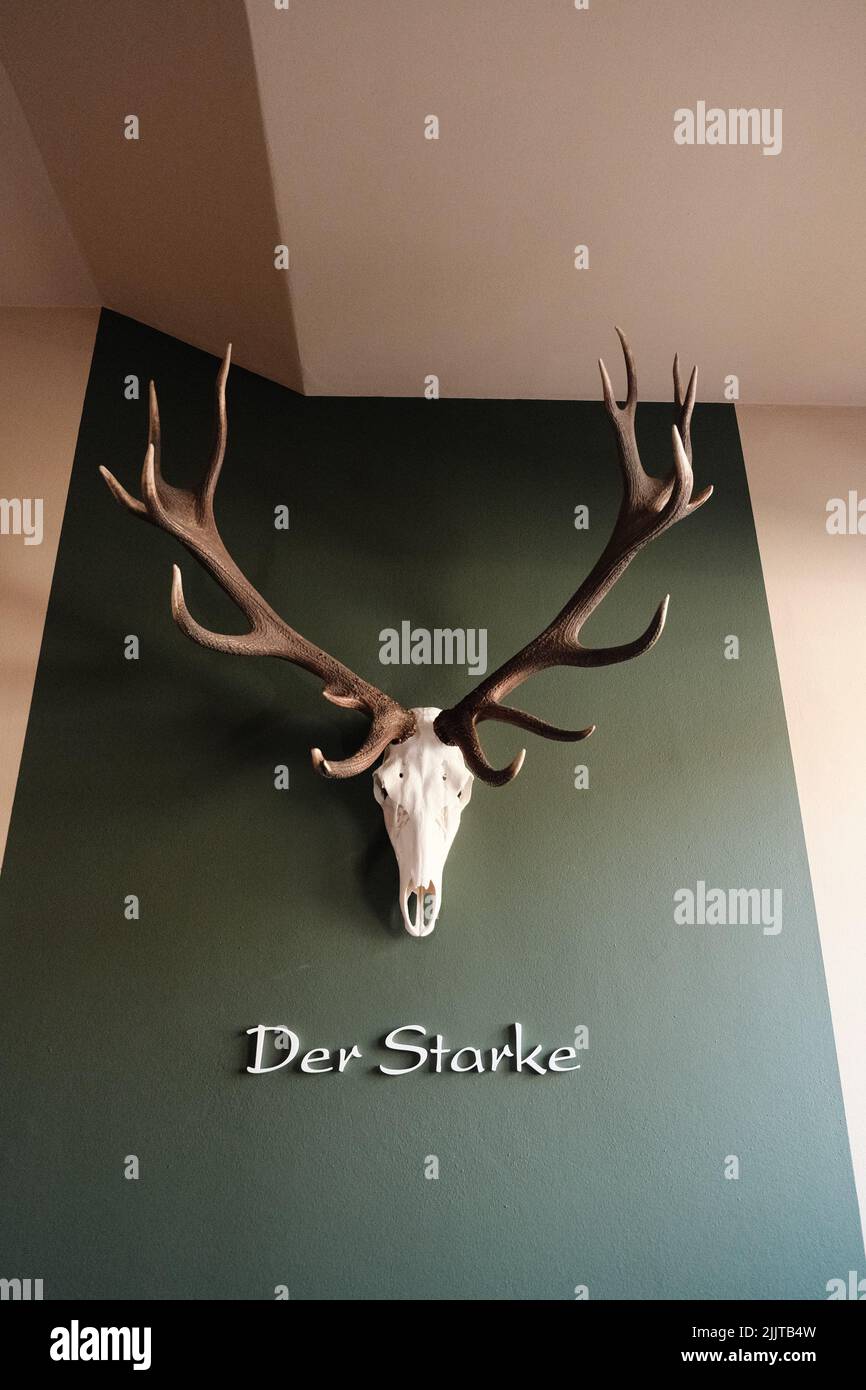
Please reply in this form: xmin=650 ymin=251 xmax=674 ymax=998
xmin=246 ymin=1025 xmax=299 ymax=1073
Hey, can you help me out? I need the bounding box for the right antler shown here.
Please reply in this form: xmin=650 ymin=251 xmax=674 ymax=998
xmin=434 ymin=328 xmax=713 ymax=785
xmin=100 ymin=347 xmax=415 ymax=777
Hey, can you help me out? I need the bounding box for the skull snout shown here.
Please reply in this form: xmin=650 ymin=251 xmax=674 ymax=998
xmin=394 ymin=816 xmax=446 ymax=937
xmin=401 ymin=878 xmax=440 ymax=937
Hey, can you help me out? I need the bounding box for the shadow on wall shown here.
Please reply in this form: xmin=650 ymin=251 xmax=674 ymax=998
xmin=0 ymin=0 xmax=303 ymax=390
xmin=33 ymin=562 xmax=401 ymax=938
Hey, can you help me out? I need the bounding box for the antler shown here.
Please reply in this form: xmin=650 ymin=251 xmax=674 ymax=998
xmin=100 ymin=347 xmax=415 ymax=777
xmin=434 ymin=327 xmax=713 ymax=786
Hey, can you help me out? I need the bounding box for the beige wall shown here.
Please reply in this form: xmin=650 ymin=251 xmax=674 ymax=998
xmin=0 ymin=308 xmax=99 ymax=869
xmin=0 ymin=3 xmax=302 ymax=390
xmin=738 ymin=404 xmax=866 ymax=1243
xmin=0 ymin=61 xmax=97 ymax=306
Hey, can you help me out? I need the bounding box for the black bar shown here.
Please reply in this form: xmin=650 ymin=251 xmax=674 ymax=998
xmin=1 ymin=1297 xmax=861 ymax=1375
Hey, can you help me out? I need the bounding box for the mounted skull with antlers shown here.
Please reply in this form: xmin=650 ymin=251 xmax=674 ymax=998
xmin=101 ymin=329 xmax=712 ymax=937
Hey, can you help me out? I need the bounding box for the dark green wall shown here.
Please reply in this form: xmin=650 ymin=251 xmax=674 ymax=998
xmin=1 ymin=311 xmax=861 ymax=1299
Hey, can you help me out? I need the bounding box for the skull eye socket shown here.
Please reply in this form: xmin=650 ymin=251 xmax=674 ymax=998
xmin=375 ymin=776 xmax=388 ymax=802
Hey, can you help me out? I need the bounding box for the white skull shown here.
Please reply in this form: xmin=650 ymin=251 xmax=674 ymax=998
xmin=373 ymin=707 xmax=474 ymax=937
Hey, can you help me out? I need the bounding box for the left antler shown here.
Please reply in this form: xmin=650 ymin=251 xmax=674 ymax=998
xmin=100 ymin=347 xmax=416 ymax=777
xmin=434 ymin=328 xmax=713 ymax=785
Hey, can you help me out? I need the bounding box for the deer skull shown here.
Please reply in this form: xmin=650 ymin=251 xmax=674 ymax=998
xmin=373 ymin=709 xmax=473 ymax=936
xmin=101 ymin=331 xmax=712 ymax=943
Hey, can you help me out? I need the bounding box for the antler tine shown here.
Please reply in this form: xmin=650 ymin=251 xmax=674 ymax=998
xmin=101 ymin=350 xmax=415 ymax=778
xmin=147 ymin=375 xmax=161 ymax=473
xmin=673 ymin=352 xmax=698 ymax=463
xmin=569 ymin=591 xmax=670 ymax=666
xmin=672 ymin=359 xmax=712 ymax=514
xmin=170 ymin=564 xmax=268 ymax=656
xmin=137 ymin=346 xmax=230 ymax=531
xmin=617 ymin=323 xmax=638 ymax=409
xmin=101 ymin=380 xmax=166 ymax=522
xmin=435 ymin=330 xmax=713 ymax=785
xmin=202 ymin=344 xmax=230 ymax=517
xmin=100 ymin=460 xmax=146 ymax=518
xmin=441 ymin=703 xmax=597 ymax=789
xmin=598 ymin=325 xmax=643 ymax=504
xmin=485 ymin=705 xmax=596 ymax=741
xmin=312 ymin=708 xmax=412 ymax=780
xmin=598 ymin=327 xmax=637 ymax=416
xmin=441 ymin=713 xmax=527 ymax=788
